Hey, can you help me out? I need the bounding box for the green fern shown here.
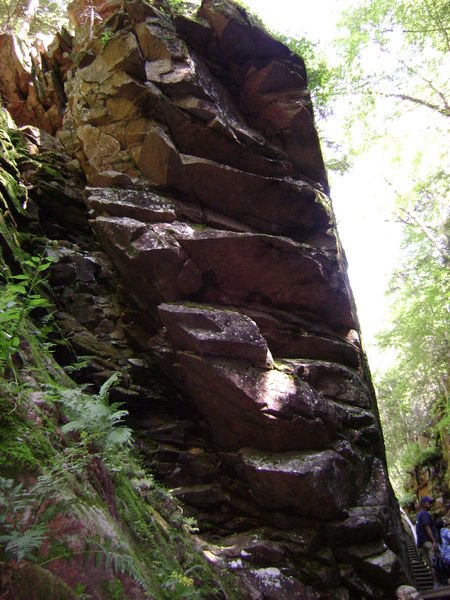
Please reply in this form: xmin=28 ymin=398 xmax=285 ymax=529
xmin=85 ymin=536 xmax=149 ymax=591
xmin=0 ymin=524 xmax=47 ymax=560
xmin=0 ymin=477 xmax=49 ymax=561
xmin=53 ymin=374 xmax=133 ymax=468
xmin=99 ymin=372 xmax=120 ymax=402
xmin=0 ymin=253 xmax=55 ymax=379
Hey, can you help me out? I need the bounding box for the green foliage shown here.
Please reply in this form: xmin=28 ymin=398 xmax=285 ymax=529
xmin=0 ymin=477 xmax=49 ymax=561
xmin=0 ymin=389 xmax=149 ymax=590
xmin=113 ymin=469 xmax=233 ymax=599
xmin=0 ymin=253 xmax=56 ymax=379
xmin=53 ymin=373 xmax=133 ymax=470
xmin=375 ymin=168 xmax=449 ymax=493
xmin=400 ymin=442 xmax=442 ymax=474
xmin=0 ymin=115 xmax=28 ymax=215
xmin=311 ymin=2 xmax=450 ymax=497
xmin=0 ymin=523 xmax=47 ymax=561
xmin=100 ymin=29 xmax=114 ymax=49
xmin=102 ymin=578 xmax=125 ymax=600
xmin=0 ymin=414 xmax=51 ymax=473
xmin=82 ymin=536 xmax=149 ymax=591
xmin=73 ymin=583 xmax=88 ymax=598
xmin=166 ymin=0 xmax=184 ymax=10
xmin=398 ymin=491 xmax=416 ymax=507
xmin=162 ymin=570 xmax=200 ymax=599
xmin=0 ymin=380 xmax=57 ymax=474
xmin=335 ymin=0 xmax=449 ymax=144
xmin=0 ymin=0 xmax=69 ymax=36
xmin=163 ymin=0 xmax=201 ymax=18
xmin=339 ymin=0 xmax=450 ymax=55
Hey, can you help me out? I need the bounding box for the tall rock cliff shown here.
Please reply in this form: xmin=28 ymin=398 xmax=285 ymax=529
xmin=0 ymin=0 xmax=412 ymax=597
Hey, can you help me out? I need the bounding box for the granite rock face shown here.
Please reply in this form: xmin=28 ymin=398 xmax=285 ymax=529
xmin=0 ymin=0 xmax=411 ymax=597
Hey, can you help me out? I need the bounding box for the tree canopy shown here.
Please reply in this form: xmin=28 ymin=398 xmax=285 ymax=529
xmin=328 ymin=0 xmax=449 ymax=494
xmin=336 ymin=0 xmax=449 ymax=123
xmin=376 ymin=169 xmax=449 ymax=491
xmin=0 ymin=0 xmax=68 ymax=37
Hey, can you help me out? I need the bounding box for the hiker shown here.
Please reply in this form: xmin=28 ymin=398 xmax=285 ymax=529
xmin=436 ymin=518 xmax=450 ymax=585
xmin=439 ymin=526 xmax=450 ymax=566
xmin=416 ymin=496 xmax=440 ymax=588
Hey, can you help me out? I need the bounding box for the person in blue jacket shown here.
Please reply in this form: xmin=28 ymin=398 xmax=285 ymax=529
xmin=416 ymin=496 xmax=440 ymax=588
xmin=435 ymin=518 xmax=450 ymax=586
xmin=440 ymin=526 xmax=450 ymax=567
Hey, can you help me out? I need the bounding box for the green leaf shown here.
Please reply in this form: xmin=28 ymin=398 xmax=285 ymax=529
xmin=37 ymin=262 xmax=52 ymax=272
xmin=3 ymin=524 xmax=47 ymax=561
xmin=7 ymin=284 xmax=26 ymax=294
xmin=98 ymin=373 xmax=120 ymax=402
xmin=28 ymin=298 xmax=51 ymax=308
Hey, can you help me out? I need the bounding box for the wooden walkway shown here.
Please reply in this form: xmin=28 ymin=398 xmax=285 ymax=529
xmin=406 ymin=533 xmax=434 ymax=591
xmin=405 ymin=534 xmax=450 ymax=597
xmin=419 ymin=585 xmax=450 ymax=598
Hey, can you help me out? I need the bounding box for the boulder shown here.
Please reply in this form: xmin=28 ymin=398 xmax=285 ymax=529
xmin=177 ymin=155 xmax=332 ymax=243
xmin=165 ymin=103 xmax=292 ymax=178
xmin=0 ymin=34 xmax=63 ymax=133
xmin=138 ymin=125 xmax=183 ymax=184
xmin=174 ymin=353 xmax=335 ymax=452
xmin=335 ymin=541 xmax=400 ymax=587
xmin=126 ymin=0 xmax=173 ymax=26
xmin=135 ymin=21 xmax=187 ymax=61
xmin=176 ymin=230 xmax=353 ymax=330
xmin=158 ymin=302 xmax=270 ymax=367
xmin=91 ymin=216 xmax=188 ymax=307
xmin=290 ymin=360 xmax=372 ymax=408
xmin=241 ymin=567 xmax=319 ymax=600
xmin=242 ymin=309 xmax=360 ymax=366
xmin=89 ymin=170 xmax=134 ymax=187
xmin=396 ymin=585 xmax=420 ymax=600
xmin=2 ymin=562 xmax=77 ymax=600
xmin=239 ymin=448 xmax=360 ymax=519
xmin=171 ymin=483 xmax=229 ymax=506
xmin=213 ymin=532 xmax=286 ymax=564
xmin=78 ymin=125 xmax=121 ymax=173
xmin=5 ymin=0 xmax=407 ymax=596
xmin=85 ymin=187 xmax=177 ymax=222
xmin=196 ymin=0 xmax=328 ymax=188
xmin=357 ymin=458 xmax=393 ymax=506
xmin=97 ymin=30 xmax=145 ymax=79
xmin=323 ymin=510 xmax=385 ymax=545
xmin=198 ymin=0 xmax=290 ymax=62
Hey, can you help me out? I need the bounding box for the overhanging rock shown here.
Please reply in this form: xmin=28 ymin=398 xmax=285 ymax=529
xmin=5 ymin=0 xmax=411 ymax=596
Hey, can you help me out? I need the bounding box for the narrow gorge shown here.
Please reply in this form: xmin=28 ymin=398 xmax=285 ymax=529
xmin=0 ymin=0 xmax=413 ymax=597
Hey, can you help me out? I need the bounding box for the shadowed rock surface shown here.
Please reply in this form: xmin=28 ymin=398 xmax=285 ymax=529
xmin=0 ymin=0 xmax=412 ymax=597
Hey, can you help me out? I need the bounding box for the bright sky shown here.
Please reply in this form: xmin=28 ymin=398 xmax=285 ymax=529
xmin=244 ymin=0 xmax=354 ymax=39
xmin=243 ymin=0 xmax=404 ymax=368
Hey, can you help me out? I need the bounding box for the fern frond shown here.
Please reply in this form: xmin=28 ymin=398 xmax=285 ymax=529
xmin=2 ymin=523 xmax=47 ymax=560
xmin=98 ymin=373 xmax=120 ymax=403
xmin=106 ymin=428 xmax=133 ymax=448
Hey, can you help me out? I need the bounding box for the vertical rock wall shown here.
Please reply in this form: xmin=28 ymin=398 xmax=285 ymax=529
xmin=0 ymin=0 xmax=411 ymax=597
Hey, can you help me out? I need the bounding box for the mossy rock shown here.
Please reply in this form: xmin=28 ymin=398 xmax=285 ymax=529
xmin=8 ymin=562 xmax=77 ymax=600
